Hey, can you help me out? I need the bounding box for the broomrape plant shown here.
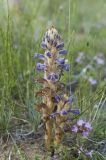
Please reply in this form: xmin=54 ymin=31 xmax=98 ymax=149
xmin=34 ymin=26 xmax=93 ymax=157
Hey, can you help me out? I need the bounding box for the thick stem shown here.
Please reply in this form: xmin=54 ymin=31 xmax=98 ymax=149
xmin=55 ymin=115 xmax=63 ymax=145
xmin=55 ymin=95 xmax=69 ymax=146
xmin=43 ymin=93 xmax=54 ymax=149
xmin=45 ymin=119 xmax=53 ymax=150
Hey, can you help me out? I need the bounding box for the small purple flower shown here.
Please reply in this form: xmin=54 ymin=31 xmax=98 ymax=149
xmin=59 ymin=64 xmax=70 ymax=71
xmin=56 ymin=58 xmax=65 ymax=64
xmin=67 ymin=96 xmax=73 ymax=104
xmin=82 ymin=131 xmax=89 ymax=137
xmin=84 ymin=122 xmax=92 ymax=131
xmin=45 ymin=51 xmax=52 ymax=57
xmin=41 ymin=42 xmax=47 ymax=49
xmin=96 ymin=58 xmax=104 ymax=65
xmin=77 ymin=119 xmax=85 ymax=126
xmin=36 ymin=63 xmax=46 ymax=71
xmin=47 ymin=73 xmax=58 ymax=81
xmin=50 ymin=112 xmax=59 ymax=119
xmin=75 ymin=57 xmax=82 ymax=63
xmin=60 ymin=108 xmax=68 ymax=115
xmin=93 ymin=55 xmax=104 ymax=65
xmin=54 ymin=95 xmax=61 ymax=103
xmin=75 ymin=52 xmax=84 ymax=63
xmin=34 ymin=53 xmax=44 ymax=60
xmin=56 ymin=42 xmax=64 ymax=49
xmin=77 ymin=120 xmax=92 ymax=137
xmin=59 ymin=50 xmax=67 ymax=55
xmin=86 ymin=150 xmax=93 ymax=158
xmin=69 ymin=109 xmax=80 ymax=115
xmin=62 ymin=64 xmax=70 ymax=71
xmin=88 ymin=77 xmax=97 ymax=85
xmin=71 ymin=125 xmax=78 ymax=133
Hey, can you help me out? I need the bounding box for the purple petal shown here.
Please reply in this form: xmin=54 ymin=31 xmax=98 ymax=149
xmin=67 ymin=96 xmax=73 ymax=104
xmin=88 ymin=77 xmax=97 ymax=85
xmin=47 ymin=73 xmax=58 ymax=81
xmin=84 ymin=122 xmax=92 ymax=131
xmin=69 ymin=109 xmax=80 ymax=115
xmin=75 ymin=57 xmax=82 ymax=63
xmin=45 ymin=51 xmax=52 ymax=57
xmin=62 ymin=64 xmax=70 ymax=71
xmin=77 ymin=119 xmax=85 ymax=126
xmin=71 ymin=125 xmax=78 ymax=133
xmin=59 ymin=50 xmax=67 ymax=55
xmin=34 ymin=53 xmax=44 ymax=60
xmin=56 ymin=58 xmax=65 ymax=64
xmin=82 ymin=131 xmax=89 ymax=137
xmin=60 ymin=108 xmax=68 ymax=115
xmin=94 ymin=56 xmax=104 ymax=65
xmin=56 ymin=42 xmax=64 ymax=49
xmin=36 ymin=63 xmax=46 ymax=71
xmin=75 ymin=52 xmax=84 ymax=63
xmin=54 ymin=95 xmax=61 ymax=103
xmin=41 ymin=42 xmax=47 ymax=49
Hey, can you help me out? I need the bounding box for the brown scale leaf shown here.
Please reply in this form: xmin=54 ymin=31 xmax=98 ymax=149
xmin=36 ymin=87 xmax=55 ymax=97
xmin=55 ymin=82 xmax=66 ymax=92
xmin=35 ymin=103 xmax=48 ymax=112
xmin=34 ymin=77 xmax=48 ymax=84
xmin=36 ymin=87 xmax=49 ymax=97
